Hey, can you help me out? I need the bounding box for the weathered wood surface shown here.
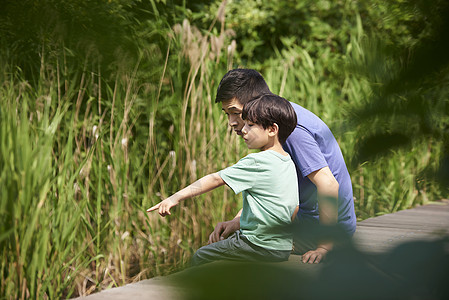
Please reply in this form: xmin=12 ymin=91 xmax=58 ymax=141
xmin=353 ymin=199 xmax=449 ymax=253
xmin=74 ymin=199 xmax=449 ymax=300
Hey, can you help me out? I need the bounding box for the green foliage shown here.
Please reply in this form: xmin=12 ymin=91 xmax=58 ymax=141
xmin=0 ymin=0 xmax=447 ymax=298
xmin=0 ymin=74 xmax=86 ymax=298
xmin=188 ymin=0 xmax=434 ymax=66
xmin=347 ymin=0 xmax=449 ymax=191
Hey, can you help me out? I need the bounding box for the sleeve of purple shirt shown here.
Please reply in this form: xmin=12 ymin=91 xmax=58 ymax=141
xmin=284 ymin=125 xmax=328 ymax=178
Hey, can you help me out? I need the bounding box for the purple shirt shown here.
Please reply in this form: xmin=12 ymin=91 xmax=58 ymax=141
xmin=283 ymin=102 xmax=356 ymax=235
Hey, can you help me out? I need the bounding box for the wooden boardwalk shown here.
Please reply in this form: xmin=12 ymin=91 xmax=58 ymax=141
xmin=75 ymin=199 xmax=449 ymax=300
xmin=353 ymin=199 xmax=449 ymax=253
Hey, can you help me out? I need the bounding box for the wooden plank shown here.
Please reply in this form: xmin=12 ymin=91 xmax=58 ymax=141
xmin=353 ymin=200 xmax=449 ymax=253
xmin=353 ymin=226 xmax=445 ymax=253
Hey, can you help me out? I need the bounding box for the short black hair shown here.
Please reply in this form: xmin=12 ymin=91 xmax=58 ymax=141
xmin=215 ymin=69 xmax=271 ymax=104
xmin=242 ymin=94 xmax=297 ymax=144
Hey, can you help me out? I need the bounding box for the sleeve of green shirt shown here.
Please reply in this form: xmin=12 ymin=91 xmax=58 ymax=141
xmin=218 ymin=155 xmax=258 ymax=194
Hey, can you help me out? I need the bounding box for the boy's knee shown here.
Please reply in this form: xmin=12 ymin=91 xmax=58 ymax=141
xmin=190 ymin=248 xmax=208 ymax=267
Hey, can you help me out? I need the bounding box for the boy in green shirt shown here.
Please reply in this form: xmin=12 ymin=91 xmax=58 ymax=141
xmin=147 ymin=94 xmax=299 ymax=265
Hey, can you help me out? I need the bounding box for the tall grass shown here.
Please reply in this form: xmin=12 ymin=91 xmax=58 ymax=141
xmin=0 ymin=6 xmax=446 ymax=300
xmin=0 ymin=68 xmax=87 ymax=298
xmin=0 ymin=11 xmax=243 ymax=297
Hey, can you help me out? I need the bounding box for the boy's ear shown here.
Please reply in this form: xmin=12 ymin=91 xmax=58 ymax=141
xmin=268 ymin=123 xmax=279 ymax=137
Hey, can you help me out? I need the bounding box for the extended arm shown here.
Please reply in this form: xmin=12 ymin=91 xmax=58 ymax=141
xmin=302 ymin=166 xmax=339 ymax=263
xmin=147 ymin=172 xmax=225 ymax=217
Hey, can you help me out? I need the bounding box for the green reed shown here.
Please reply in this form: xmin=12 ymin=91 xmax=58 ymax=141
xmin=0 ymin=72 xmax=87 ymax=298
xmin=0 ymin=14 xmax=242 ymax=297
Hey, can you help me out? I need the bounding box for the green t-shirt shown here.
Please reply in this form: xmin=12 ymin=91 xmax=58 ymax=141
xmin=219 ymin=150 xmax=299 ymax=251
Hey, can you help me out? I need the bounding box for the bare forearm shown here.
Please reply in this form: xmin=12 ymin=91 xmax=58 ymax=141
xmin=307 ymin=167 xmax=339 ymax=253
xmin=301 ymin=167 xmax=340 ymax=263
xmin=173 ymin=173 xmax=225 ymax=202
xmin=316 ymin=180 xmax=338 ymax=251
xmin=317 ymin=183 xmax=339 ymax=225
xmin=147 ymin=172 xmax=225 ymax=216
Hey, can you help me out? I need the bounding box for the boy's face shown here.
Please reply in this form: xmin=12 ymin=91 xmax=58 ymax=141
xmin=241 ymin=120 xmax=272 ymax=150
xmin=221 ymin=98 xmax=244 ymax=136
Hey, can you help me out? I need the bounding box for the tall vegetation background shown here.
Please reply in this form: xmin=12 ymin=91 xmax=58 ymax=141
xmin=0 ymin=0 xmax=447 ymax=298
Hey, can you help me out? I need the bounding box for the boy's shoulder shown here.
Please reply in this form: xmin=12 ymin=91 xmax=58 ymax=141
xmin=246 ymin=150 xmax=292 ymax=164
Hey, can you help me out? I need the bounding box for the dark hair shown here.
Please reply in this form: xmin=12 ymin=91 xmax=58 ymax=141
xmin=215 ymin=69 xmax=271 ymax=104
xmin=242 ymin=94 xmax=297 ymax=144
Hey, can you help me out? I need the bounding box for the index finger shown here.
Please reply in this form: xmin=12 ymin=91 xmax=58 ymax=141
xmin=208 ymin=223 xmax=224 ymax=244
xmin=147 ymin=203 xmax=161 ymax=212
xmin=208 ymin=231 xmax=217 ymax=244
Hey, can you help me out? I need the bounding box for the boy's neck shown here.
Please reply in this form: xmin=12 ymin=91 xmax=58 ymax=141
xmin=261 ymin=139 xmax=288 ymax=156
